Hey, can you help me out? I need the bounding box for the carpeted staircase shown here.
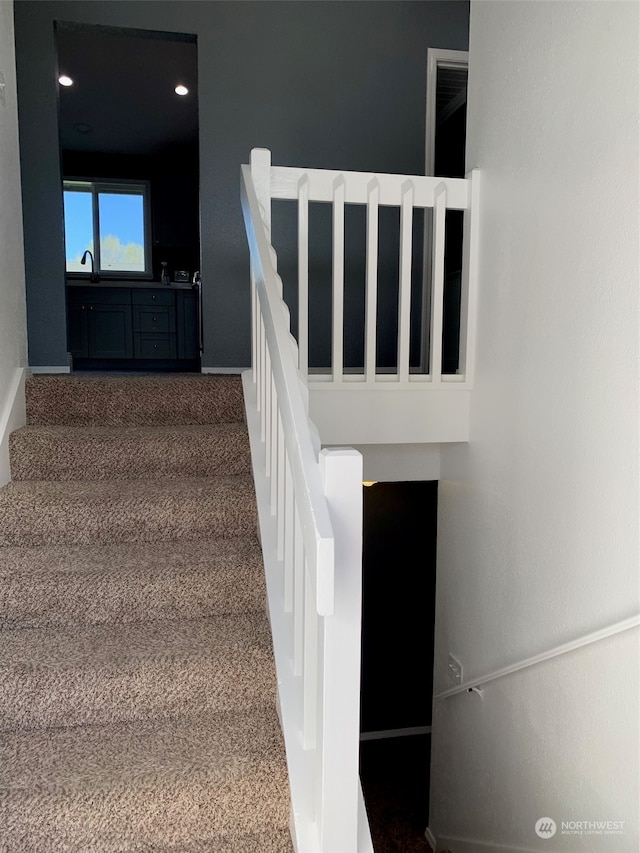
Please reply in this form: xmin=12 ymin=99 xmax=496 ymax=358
xmin=0 ymin=373 xmax=292 ymax=852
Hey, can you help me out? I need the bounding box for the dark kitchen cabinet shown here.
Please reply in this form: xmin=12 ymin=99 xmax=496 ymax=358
xmin=67 ymin=284 xmax=199 ymax=370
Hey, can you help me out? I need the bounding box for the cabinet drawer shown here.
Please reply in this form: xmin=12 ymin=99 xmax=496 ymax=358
xmin=135 ymin=335 xmax=177 ymax=359
xmin=134 ymin=306 xmax=175 ymax=335
xmin=132 ymin=289 xmax=175 ymax=306
xmin=68 ymin=287 xmax=130 ymax=305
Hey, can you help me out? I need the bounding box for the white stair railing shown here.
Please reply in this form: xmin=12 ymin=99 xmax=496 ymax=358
xmin=241 ymin=149 xmax=372 ymax=853
xmin=266 ymin=156 xmax=479 ymax=387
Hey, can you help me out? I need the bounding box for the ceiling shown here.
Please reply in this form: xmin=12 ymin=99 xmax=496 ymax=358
xmin=56 ymin=24 xmax=199 ymax=156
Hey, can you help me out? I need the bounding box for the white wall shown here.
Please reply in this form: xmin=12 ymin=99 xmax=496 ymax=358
xmin=0 ymin=1 xmax=28 ymax=485
xmin=351 ymin=444 xmax=440 ymax=483
xmin=431 ymin=2 xmax=639 ymax=851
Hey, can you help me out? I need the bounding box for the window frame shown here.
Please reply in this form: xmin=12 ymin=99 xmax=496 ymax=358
xmin=63 ymin=178 xmax=153 ymax=280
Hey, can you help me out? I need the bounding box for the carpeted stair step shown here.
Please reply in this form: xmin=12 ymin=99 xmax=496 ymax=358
xmin=0 ymin=475 xmax=257 ymax=547
xmin=0 ymin=614 xmax=276 ymax=731
xmin=26 ymin=373 xmax=245 ymax=427
xmin=9 ymin=423 xmax=251 ymax=481
xmin=0 ymin=537 xmax=265 ymax=629
xmin=0 ymin=708 xmax=293 ymax=851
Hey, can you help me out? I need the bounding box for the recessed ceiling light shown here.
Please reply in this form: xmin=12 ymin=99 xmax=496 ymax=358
xmin=175 ymin=84 xmax=189 ymax=96
xmin=58 ymin=75 xmax=74 ymax=87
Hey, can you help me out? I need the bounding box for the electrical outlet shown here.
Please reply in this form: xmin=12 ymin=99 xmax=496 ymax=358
xmin=448 ymin=653 xmax=463 ymax=684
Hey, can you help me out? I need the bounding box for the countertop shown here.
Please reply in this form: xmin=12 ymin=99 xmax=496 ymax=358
xmin=66 ymin=280 xmax=195 ymax=291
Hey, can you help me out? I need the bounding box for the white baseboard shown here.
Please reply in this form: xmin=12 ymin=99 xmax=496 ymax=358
xmin=435 ymin=835 xmax=540 ymax=852
xmin=0 ymin=367 xmax=26 ymax=486
xmin=201 ymin=367 xmax=248 ymax=374
xmin=425 ymin=826 xmax=437 ymax=851
xmin=360 ymin=725 xmax=431 ymax=741
xmin=30 ymin=365 xmax=70 ymax=374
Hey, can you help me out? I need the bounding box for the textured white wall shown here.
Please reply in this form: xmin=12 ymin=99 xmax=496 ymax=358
xmin=0 ymin=1 xmax=28 ymax=484
xmin=431 ymin=2 xmax=639 ymax=851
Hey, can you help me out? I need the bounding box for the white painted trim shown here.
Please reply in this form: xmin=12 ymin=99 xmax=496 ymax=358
xmin=308 ymin=386 xmax=471 ymax=445
xmin=270 ymin=166 xmax=470 ymax=210
xmin=357 ymin=782 xmax=375 ymax=853
xmin=29 ymin=365 xmax=70 ymax=374
xmin=424 ymin=826 xmax=437 ymax=851
xmin=435 ymin=835 xmax=540 ymax=853
xmin=421 ymin=47 xmax=469 ymax=373
xmin=360 ymin=726 xmax=431 ymax=742
xmin=308 ymin=372 xmax=469 ymax=386
xmin=0 ymin=367 xmax=26 ymax=486
xmin=435 ymin=615 xmax=640 ymax=701
xmin=200 ymin=366 xmax=248 ymax=374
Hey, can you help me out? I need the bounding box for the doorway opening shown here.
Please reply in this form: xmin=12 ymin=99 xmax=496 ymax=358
xmin=55 ymin=22 xmax=202 ymax=372
xmin=421 ymin=48 xmax=469 ymax=375
xmin=359 ymin=480 xmax=438 ymax=850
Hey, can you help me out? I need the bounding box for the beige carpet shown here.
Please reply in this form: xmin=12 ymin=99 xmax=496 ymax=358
xmin=0 ymin=373 xmax=293 ymax=852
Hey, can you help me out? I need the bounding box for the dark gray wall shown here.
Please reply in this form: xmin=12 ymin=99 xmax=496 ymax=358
xmin=14 ymin=0 xmax=469 ymax=368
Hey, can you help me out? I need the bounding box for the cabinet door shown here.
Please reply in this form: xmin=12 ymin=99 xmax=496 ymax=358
xmin=177 ymin=290 xmax=200 ymax=360
xmin=67 ymin=303 xmax=89 ymax=358
xmin=88 ymin=304 xmax=133 ymax=359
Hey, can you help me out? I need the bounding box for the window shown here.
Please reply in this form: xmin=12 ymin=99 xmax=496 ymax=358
xmin=63 ymin=180 xmax=151 ymax=277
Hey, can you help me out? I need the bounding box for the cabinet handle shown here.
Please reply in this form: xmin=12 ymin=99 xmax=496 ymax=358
xmin=81 ymin=305 xmax=85 ymax=310
xmin=152 ymin=295 xmax=156 ymax=300
xmin=89 ymin=306 xmax=93 ymax=311
xmin=152 ymin=316 xmax=157 ymax=322
xmin=154 ymin=344 xmax=158 ymax=349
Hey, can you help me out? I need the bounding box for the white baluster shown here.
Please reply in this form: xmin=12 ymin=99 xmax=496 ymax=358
xmin=365 ymin=178 xmax=379 ymax=383
xmin=429 ymin=183 xmax=447 ymax=383
xmin=251 ymin=265 xmax=258 ymax=385
xmin=265 ymin=348 xmax=272 ymax=475
xmin=303 ymin=568 xmax=318 ymax=751
xmin=259 ymin=317 xmax=266 ymax=436
xmin=270 ymin=374 xmax=278 ymax=513
xmin=283 ymin=451 xmax=294 ymax=600
xmin=298 ymin=175 xmax=310 ymax=374
xmin=276 ymin=411 xmax=285 ymax=554
xmin=332 ymin=175 xmax=346 ymax=383
xmin=292 ymin=504 xmax=304 ymax=671
xmin=398 ymin=180 xmax=414 ymax=383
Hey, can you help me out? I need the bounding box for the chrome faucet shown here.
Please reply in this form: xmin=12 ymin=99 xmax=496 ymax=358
xmin=81 ymin=249 xmax=99 ymax=283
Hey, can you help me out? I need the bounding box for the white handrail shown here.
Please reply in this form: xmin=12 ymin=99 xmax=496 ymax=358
xmin=435 ymin=614 xmax=640 ymax=701
xmin=242 ymin=153 xmax=335 ymax=615
xmin=241 ymin=148 xmax=371 ymax=853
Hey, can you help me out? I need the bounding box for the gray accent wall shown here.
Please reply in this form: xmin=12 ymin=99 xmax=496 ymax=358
xmin=14 ymin=0 xmax=469 ymax=369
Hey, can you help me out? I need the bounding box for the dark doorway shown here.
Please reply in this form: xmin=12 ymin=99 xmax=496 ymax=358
xmin=360 ymin=480 xmax=438 ymax=732
xmin=359 ymin=481 xmax=437 ymax=849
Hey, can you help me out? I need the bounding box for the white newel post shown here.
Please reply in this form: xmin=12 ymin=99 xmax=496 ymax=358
xmin=318 ymin=447 xmax=363 ymax=852
xmin=250 ymin=148 xmax=272 ymax=239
